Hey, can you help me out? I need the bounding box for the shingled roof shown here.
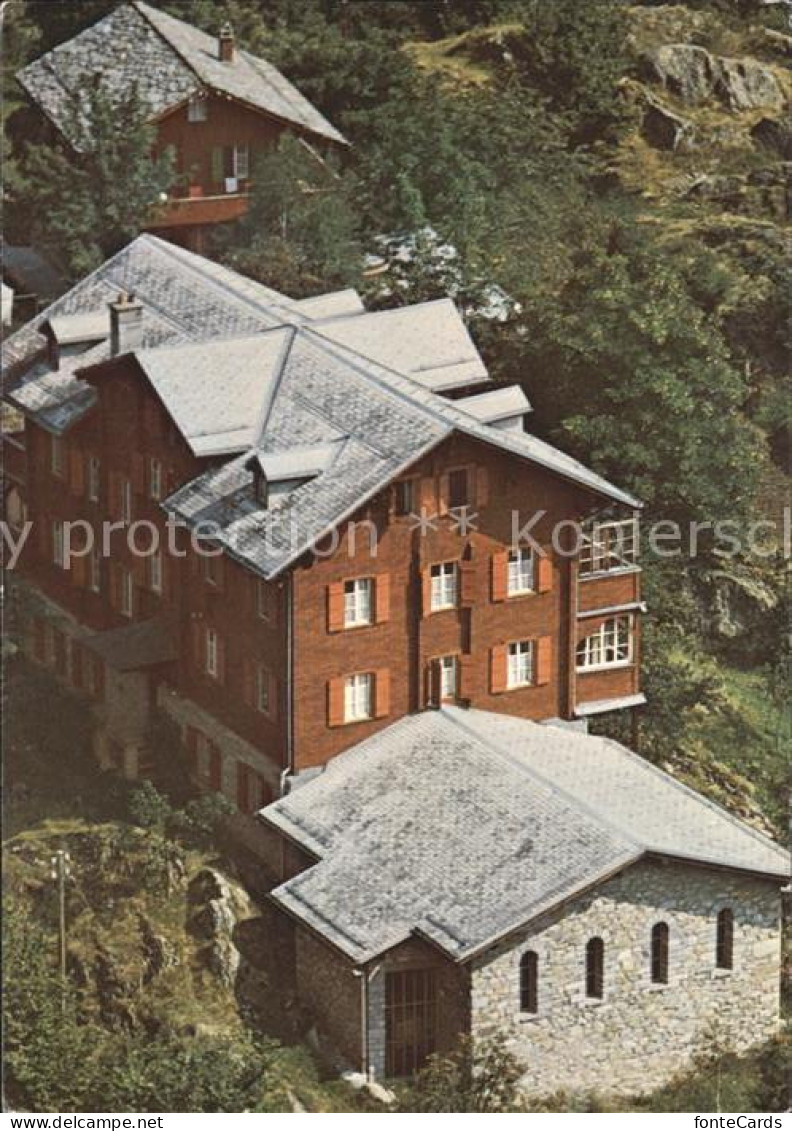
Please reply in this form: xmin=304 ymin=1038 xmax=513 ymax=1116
xmin=17 ymin=0 xmax=345 ymax=150
xmin=264 ymin=707 xmax=791 ymax=965
xmin=3 ymin=232 xmax=640 ymax=578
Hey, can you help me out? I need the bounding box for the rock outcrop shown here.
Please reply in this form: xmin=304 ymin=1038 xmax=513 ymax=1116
xmin=643 ymin=43 xmax=786 ymax=112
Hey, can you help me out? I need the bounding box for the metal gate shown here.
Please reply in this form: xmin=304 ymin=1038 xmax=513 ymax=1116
xmin=385 ymin=968 xmax=437 ymax=1078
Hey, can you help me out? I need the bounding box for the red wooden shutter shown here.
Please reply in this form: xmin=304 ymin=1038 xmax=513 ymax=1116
xmin=374 ymin=669 xmax=391 ymax=718
xmin=536 ymin=636 xmax=553 ymax=686
xmin=131 ymin=453 xmax=146 ymax=494
xmin=460 ymin=560 xmax=476 ymax=606
xmin=419 ymin=476 xmax=436 ymax=513
xmin=491 ymin=552 xmax=508 ymax=602
xmin=327 ymin=581 xmax=345 ymax=632
xmin=327 ymin=677 xmax=345 ymax=727
xmin=438 ymin=471 xmax=451 ymax=515
xmin=236 ymin=762 xmax=251 ymax=812
xmin=68 ymin=449 xmax=85 ymax=495
xmin=375 ymin=574 xmax=390 ymax=624
xmin=490 ymin=645 xmax=507 ymax=694
xmin=476 ymin=465 xmax=489 ymax=508
xmin=421 ymin=568 xmax=433 ymax=617
xmin=537 ymin=554 xmax=553 ymax=593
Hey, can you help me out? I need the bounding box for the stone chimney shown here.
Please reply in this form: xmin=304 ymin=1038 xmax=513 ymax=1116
xmin=109 ymin=291 xmax=144 ymax=356
xmin=218 ymin=23 xmax=235 ymax=63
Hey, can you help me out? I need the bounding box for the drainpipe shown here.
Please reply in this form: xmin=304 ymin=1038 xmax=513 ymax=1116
xmin=354 ymin=962 xmax=380 ymax=1081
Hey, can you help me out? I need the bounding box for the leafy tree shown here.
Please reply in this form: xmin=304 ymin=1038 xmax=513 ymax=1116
xmin=17 ymin=82 xmax=175 ymax=279
xmin=398 ymin=1035 xmax=526 ymax=1113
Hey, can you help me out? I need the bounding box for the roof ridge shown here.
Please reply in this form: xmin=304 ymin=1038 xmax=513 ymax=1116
xmin=441 ymin=708 xmax=645 ymax=852
xmin=252 ymin=325 xmax=299 ymax=444
xmin=130 ymin=0 xmax=204 ymax=88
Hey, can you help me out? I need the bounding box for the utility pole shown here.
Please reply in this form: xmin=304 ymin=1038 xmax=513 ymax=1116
xmin=50 ymin=850 xmax=71 ymax=1012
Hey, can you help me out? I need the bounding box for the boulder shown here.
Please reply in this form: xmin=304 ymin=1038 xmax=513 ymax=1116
xmin=704 ymin=570 xmax=778 ymax=650
xmin=187 ymin=866 xmax=232 ymax=906
xmin=641 ymin=95 xmax=695 ymax=150
xmin=202 ymin=937 xmax=240 ymax=988
xmin=715 ymin=56 xmax=785 ymax=113
xmin=751 ymin=116 xmax=792 ymax=159
xmin=643 ymin=44 xmax=785 ymax=112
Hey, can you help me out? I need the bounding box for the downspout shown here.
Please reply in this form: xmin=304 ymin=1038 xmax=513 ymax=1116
xmin=355 ymin=961 xmax=380 ymax=1081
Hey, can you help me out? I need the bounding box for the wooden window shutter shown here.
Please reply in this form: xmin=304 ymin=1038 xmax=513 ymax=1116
xmin=327 ymin=677 xmax=345 ymax=727
xmin=375 ymin=574 xmax=390 ymax=623
xmin=211 ymin=146 xmax=224 ymax=184
xmin=537 ymin=554 xmax=553 ymax=593
xmin=438 ymin=471 xmax=451 ymax=515
xmin=71 ymin=553 xmax=87 ymax=589
xmin=491 ymin=552 xmax=508 ymax=602
xmin=68 ymin=449 xmax=85 ymax=495
xmin=490 ymin=645 xmax=507 ymax=694
xmin=421 ymin=567 xmax=433 ymax=617
xmin=419 ymin=476 xmax=436 ymax=513
xmin=536 ymin=635 xmax=553 ymax=686
xmin=131 ymin=453 xmax=146 ymax=494
xmin=476 ymin=465 xmax=489 ymax=508
xmin=374 ymin=669 xmax=391 ymax=718
xmin=460 ymin=560 xmax=476 ymax=606
xmin=327 ymin=581 xmax=345 ymax=632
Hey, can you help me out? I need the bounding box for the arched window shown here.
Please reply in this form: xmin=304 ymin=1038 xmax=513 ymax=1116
xmin=519 ymin=951 xmax=538 ymax=1014
xmin=585 ymin=937 xmax=604 ymax=999
xmin=650 ymin=922 xmax=669 ymax=984
xmin=716 ymin=908 xmax=734 ymax=970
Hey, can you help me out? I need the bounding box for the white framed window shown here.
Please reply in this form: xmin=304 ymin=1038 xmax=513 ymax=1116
xmin=507 ymin=640 xmax=534 ymax=688
xmin=205 ymin=628 xmax=218 ymax=677
xmin=50 ymin=435 xmax=64 ymax=478
xmin=148 ymin=550 xmax=163 ymax=594
xmin=431 ymin=562 xmax=457 ymax=611
xmin=344 ymin=578 xmax=373 ymax=627
xmin=120 ymin=478 xmax=132 ymax=524
xmin=89 ymin=547 xmax=102 ymax=593
xmin=439 ymin=655 xmax=458 ymax=701
xmin=120 ymin=568 xmax=134 ymax=618
xmin=256 ymin=665 xmax=271 ymax=714
xmin=580 ymin=518 xmax=638 ymax=575
xmin=256 ymin=579 xmax=270 ymax=620
xmin=576 ymin=615 xmax=633 ymax=671
xmin=187 ymin=95 xmax=208 ymax=122
xmin=344 ymin=673 xmax=372 ymax=723
xmin=52 ymin=520 xmax=65 ymax=568
xmin=149 ymin=458 xmax=163 ymax=501
xmin=233 ymin=145 xmax=249 ymax=180
xmin=507 ymin=549 xmax=535 ymax=596
xmin=87 ymin=455 xmax=101 ymax=502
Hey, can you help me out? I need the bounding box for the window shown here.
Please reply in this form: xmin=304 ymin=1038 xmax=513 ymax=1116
xmin=232 ymin=145 xmax=249 ymax=180
xmin=651 ymin=922 xmax=669 ymax=985
xmin=430 ymin=562 xmax=457 ymax=611
xmin=394 ymin=478 xmax=417 ymax=516
xmin=256 ymin=579 xmax=271 ymax=620
xmin=447 ymin=467 xmax=470 ymax=509
xmin=205 ymin=628 xmax=219 ymax=678
xmin=507 ymin=549 xmax=534 ymax=596
xmin=256 ymin=665 xmax=271 ymax=714
xmin=344 ymin=578 xmax=373 ymax=627
xmin=50 ymin=435 xmax=64 ymax=478
xmin=148 ymin=550 xmax=163 ymax=594
xmin=120 ymin=568 xmax=134 ymax=618
xmin=187 ymin=95 xmax=207 ymax=122
xmin=439 ymin=655 xmax=458 ymax=701
xmin=519 ymin=951 xmax=538 ymax=1014
xmin=120 ymin=478 xmax=132 ymax=524
xmin=716 ymin=909 xmax=734 ymax=970
xmin=507 ymin=641 xmax=533 ymax=688
xmin=585 ymin=937 xmax=604 ymax=1000
xmin=87 ymin=456 xmax=101 ymax=502
xmin=52 ymin=520 xmax=65 ymax=568
xmin=580 ymin=518 xmax=638 ymax=575
xmin=576 ymin=615 xmax=632 ymax=671
xmin=149 ymin=458 xmax=163 ymax=501
xmin=89 ymin=547 xmax=102 ymax=594
xmin=344 ymin=673 xmax=372 ymax=723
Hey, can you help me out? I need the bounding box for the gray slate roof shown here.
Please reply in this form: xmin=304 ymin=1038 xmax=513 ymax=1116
xmin=265 ymin=707 xmax=791 ymax=964
xmin=17 ymin=1 xmax=345 ymax=150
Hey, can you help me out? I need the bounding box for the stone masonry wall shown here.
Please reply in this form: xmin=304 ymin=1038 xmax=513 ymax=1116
xmin=470 ymin=859 xmax=782 ymax=1098
xmin=295 ymin=927 xmax=363 ymax=1071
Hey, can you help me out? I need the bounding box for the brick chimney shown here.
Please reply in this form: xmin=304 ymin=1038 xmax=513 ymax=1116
xmin=218 ymin=23 xmax=235 ymax=63
xmin=109 ymin=291 xmax=144 ymax=356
